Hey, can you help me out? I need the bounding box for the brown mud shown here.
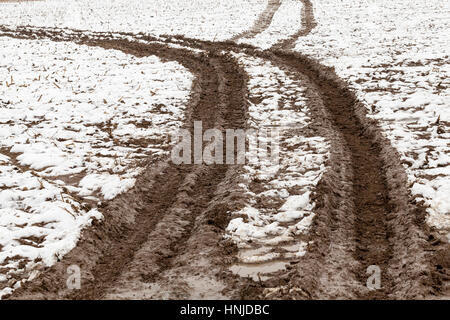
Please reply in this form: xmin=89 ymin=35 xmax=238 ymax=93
xmin=271 ymin=0 xmax=317 ymax=50
xmin=0 ymin=30 xmax=250 ymax=300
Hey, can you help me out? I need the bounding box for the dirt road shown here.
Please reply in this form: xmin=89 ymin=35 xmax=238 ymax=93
xmin=2 ymin=0 xmax=449 ymax=299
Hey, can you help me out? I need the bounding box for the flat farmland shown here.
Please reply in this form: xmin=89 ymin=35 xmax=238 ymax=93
xmin=0 ymin=0 xmax=449 ymax=300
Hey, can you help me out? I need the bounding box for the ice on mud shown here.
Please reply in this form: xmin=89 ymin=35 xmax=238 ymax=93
xmin=291 ymin=0 xmax=450 ymax=238
xmin=237 ymin=0 xmax=304 ymax=49
xmin=225 ymin=54 xmax=329 ymax=267
xmin=0 ymin=0 xmax=270 ymax=41
xmin=0 ymin=37 xmax=193 ymax=297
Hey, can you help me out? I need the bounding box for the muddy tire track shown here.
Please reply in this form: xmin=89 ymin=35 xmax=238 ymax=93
xmin=268 ymin=0 xmax=449 ymax=298
xmin=271 ymin=0 xmax=316 ymax=50
xmin=2 ymin=30 xmax=249 ymax=299
xmin=256 ymin=50 xmax=449 ymax=299
xmin=159 ymin=0 xmax=450 ymax=296
xmin=230 ymin=0 xmax=281 ymax=42
xmin=2 ymin=0 xmax=449 ymax=299
xmin=103 ymin=53 xmax=249 ymax=299
xmin=269 ymin=52 xmax=394 ymax=299
xmin=162 ymin=33 xmax=450 ymax=299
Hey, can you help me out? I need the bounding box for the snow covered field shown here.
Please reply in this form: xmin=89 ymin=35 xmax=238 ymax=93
xmin=0 ymin=0 xmax=448 ymax=299
xmin=0 ymin=0 xmax=269 ymax=41
xmin=226 ymin=53 xmax=328 ymax=275
xmin=0 ymin=37 xmax=193 ymax=297
xmin=291 ymin=0 xmax=450 ymax=239
xmin=237 ymin=0 xmax=303 ymax=49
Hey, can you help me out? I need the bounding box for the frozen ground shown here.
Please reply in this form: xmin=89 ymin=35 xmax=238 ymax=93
xmin=0 ymin=0 xmax=269 ymax=41
xmin=237 ymin=0 xmax=303 ymax=49
xmin=226 ymin=53 xmax=328 ymax=277
xmin=292 ymin=0 xmax=450 ymax=239
xmin=0 ymin=37 xmax=193 ymax=297
xmin=0 ymin=0 xmax=448 ymax=299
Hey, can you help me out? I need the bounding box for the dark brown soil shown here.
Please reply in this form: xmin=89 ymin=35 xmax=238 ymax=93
xmin=0 ymin=29 xmax=251 ymax=299
xmin=260 ymin=50 xmax=449 ymax=299
xmin=162 ymin=34 xmax=449 ymax=299
xmin=1 ymin=0 xmax=448 ymax=300
xmin=284 ymin=52 xmax=395 ymax=299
